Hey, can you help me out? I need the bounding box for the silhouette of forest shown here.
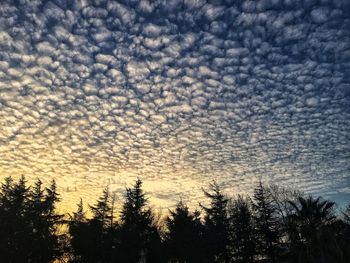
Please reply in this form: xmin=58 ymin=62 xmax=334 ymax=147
xmin=1 ymin=176 xmax=350 ymax=263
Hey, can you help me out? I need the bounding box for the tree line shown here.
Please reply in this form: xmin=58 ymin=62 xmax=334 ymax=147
xmin=0 ymin=176 xmax=350 ymax=263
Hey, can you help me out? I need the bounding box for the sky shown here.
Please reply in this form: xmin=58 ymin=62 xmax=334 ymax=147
xmin=0 ymin=0 xmax=349 ymax=211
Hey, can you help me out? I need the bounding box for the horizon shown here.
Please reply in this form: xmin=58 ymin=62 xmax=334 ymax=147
xmin=0 ymin=0 xmax=349 ymax=213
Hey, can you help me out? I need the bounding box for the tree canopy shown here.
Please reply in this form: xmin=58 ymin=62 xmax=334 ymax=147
xmin=0 ymin=176 xmax=349 ymax=263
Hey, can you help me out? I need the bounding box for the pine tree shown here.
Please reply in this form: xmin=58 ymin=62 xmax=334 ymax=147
xmin=0 ymin=176 xmax=14 ymax=213
xmin=73 ymin=198 xmax=86 ymax=223
xmin=118 ymin=178 xmax=162 ymax=263
xmin=228 ymin=195 xmax=256 ymax=263
xmin=69 ymin=199 xmax=93 ymax=263
xmin=165 ymin=201 xmax=204 ymax=263
xmin=0 ymin=176 xmax=31 ymax=262
xmin=252 ymin=180 xmax=281 ymax=263
xmin=69 ymin=188 xmax=118 ymax=263
xmin=90 ymin=187 xmax=115 ymax=262
xmin=0 ymin=177 xmax=63 ymax=262
xmin=27 ymin=179 xmax=63 ymax=262
xmin=89 ymin=187 xmax=114 ymax=228
xmin=343 ymin=203 xmax=350 ymax=224
xmin=201 ymin=181 xmax=230 ymax=262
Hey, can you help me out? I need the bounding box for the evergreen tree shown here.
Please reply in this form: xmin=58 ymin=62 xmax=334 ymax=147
xmin=0 ymin=177 xmax=63 ymax=262
xmin=201 ymin=181 xmax=230 ymax=262
xmin=165 ymin=201 xmax=204 ymax=263
xmin=91 ymin=187 xmax=117 ymax=262
xmin=73 ymin=198 xmax=86 ymax=222
xmin=27 ymin=179 xmax=49 ymax=261
xmin=1 ymin=176 xmax=350 ymax=263
xmin=228 ymin=195 xmax=256 ymax=263
xmin=90 ymin=187 xmax=116 ymax=262
xmin=27 ymin=179 xmax=64 ymax=262
xmin=68 ymin=199 xmax=91 ymax=262
xmin=339 ymin=202 xmax=350 ymax=261
xmin=118 ymin=178 xmax=163 ymax=263
xmin=89 ymin=187 xmax=114 ymax=228
xmin=343 ymin=202 xmax=350 ymax=224
xmin=252 ymin=180 xmax=281 ymax=263
xmin=46 ymin=180 xmax=65 ymax=259
xmin=0 ymin=176 xmax=31 ymax=262
xmin=69 ymin=188 xmax=117 ymax=263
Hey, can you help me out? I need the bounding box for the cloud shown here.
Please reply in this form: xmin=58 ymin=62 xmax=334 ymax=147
xmin=0 ymin=0 xmax=349 ymax=210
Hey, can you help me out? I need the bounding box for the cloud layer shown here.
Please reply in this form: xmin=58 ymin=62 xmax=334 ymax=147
xmin=0 ymin=0 xmax=349 ymax=209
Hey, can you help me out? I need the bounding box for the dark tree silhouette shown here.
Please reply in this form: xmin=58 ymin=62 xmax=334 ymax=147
xmin=89 ymin=187 xmax=116 ymax=262
xmin=201 ymin=181 xmax=230 ymax=262
xmin=89 ymin=187 xmax=114 ymax=228
xmin=0 ymin=177 xmax=63 ymax=262
xmin=1 ymin=176 xmax=350 ymax=263
xmin=343 ymin=202 xmax=350 ymax=224
xmin=228 ymin=195 xmax=256 ymax=263
xmin=69 ymin=188 xmax=116 ymax=263
xmin=0 ymin=176 xmax=31 ymax=262
xmin=27 ymin=179 xmax=64 ymax=262
xmin=252 ymin=180 xmax=281 ymax=263
xmin=288 ymin=196 xmax=344 ymax=263
xmin=118 ymin=178 xmax=163 ymax=263
xmin=165 ymin=200 xmax=204 ymax=263
xmin=68 ymin=199 xmax=91 ymax=262
xmin=339 ymin=202 xmax=350 ymax=261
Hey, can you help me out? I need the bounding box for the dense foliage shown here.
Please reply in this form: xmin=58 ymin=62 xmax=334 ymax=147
xmin=0 ymin=176 xmax=349 ymax=263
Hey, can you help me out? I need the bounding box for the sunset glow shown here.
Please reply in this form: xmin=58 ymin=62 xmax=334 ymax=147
xmin=0 ymin=0 xmax=349 ymax=212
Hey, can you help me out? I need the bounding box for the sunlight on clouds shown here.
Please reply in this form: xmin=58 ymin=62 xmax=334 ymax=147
xmin=0 ymin=0 xmax=349 ymax=211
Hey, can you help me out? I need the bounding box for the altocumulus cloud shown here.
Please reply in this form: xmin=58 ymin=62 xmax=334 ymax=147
xmin=0 ymin=0 xmax=349 ymax=210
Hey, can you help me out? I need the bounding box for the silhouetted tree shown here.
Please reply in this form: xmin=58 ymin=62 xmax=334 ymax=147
xmin=267 ymin=185 xmax=302 ymax=227
xmin=1 ymin=176 xmax=350 ymax=263
xmin=89 ymin=187 xmax=114 ymax=228
xmin=343 ymin=202 xmax=350 ymax=224
xmin=0 ymin=177 xmax=63 ymax=262
xmin=339 ymin=202 xmax=350 ymax=261
xmin=68 ymin=199 xmax=91 ymax=262
xmin=228 ymin=195 xmax=256 ymax=263
xmin=89 ymin=187 xmax=116 ymax=262
xmin=288 ymin=196 xmax=343 ymax=263
xmin=69 ymin=188 xmax=116 ymax=262
xmin=118 ymin=178 xmax=163 ymax=263
xmin=0 ymin=176 xmax=32 ymax=262
xmin=27 ymin=179 xmax=64 ymax=262
xmin=252 ymin=180 xmax=281 ymax=263
xmin=201 ymin=181 xmax=230 ymax=262
xmin=165 ymin=200 xmax=204 ymax=263
xmin=266 ymin=184 xmax=304 ymax=260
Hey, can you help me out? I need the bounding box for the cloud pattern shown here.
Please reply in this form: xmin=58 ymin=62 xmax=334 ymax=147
xmin=0 ymin=0 xmax=349 ymax=209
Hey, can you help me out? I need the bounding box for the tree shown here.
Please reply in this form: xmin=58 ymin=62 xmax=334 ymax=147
xmin=252 ymin=180 xmax=281 ymax=263
xmin=0 ymin=176 xmax=31 ymax=262
xmin=228 ymin=195 xmax=256 ymax=263
xmin=27 ymin=179 xmax=64 ymax=262
xmin=267 ymin=184 xmax=302 ymax=227
xmin=89 ymin=187 xmax=114 ymax=228
xmin=339 ymin=202 xmax=350 ymax=261
xmin=288 ymin=196 xmax=344 ymax=263
xmin=69 ymin=188 xmax=116 ymax=262
xmin=201 ymin=181 xmax=230 ymax=262
xmin=165 ymin=201 xmax=204 ymax=263
xmin=68 ymin=199 xmax=91 ymax=262
xmin=0 ymin=177 xmax=64 ymax=262
xmin=89 ymin=187 xmax=117 ymax=262
xmin=118 ymin=178 xmax=163 ymax=263
xmin=343 ymin=202 xmax=350 ymax=224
